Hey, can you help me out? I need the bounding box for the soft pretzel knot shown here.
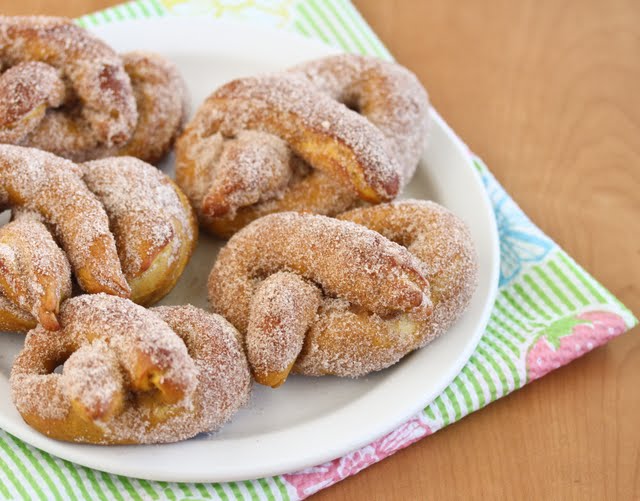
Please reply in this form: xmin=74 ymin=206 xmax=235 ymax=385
xmin=0 ymin=16 xmax=186 ymax=164
xmin=208 ymin=200 xmax=478 ymax=387
xmin=10 ymin=295 xmax=251 ymax=444
xmin=0 ymin=145 xmax=197 ymax=333
xmin=176 ymin=54 xmax=429 ymax=238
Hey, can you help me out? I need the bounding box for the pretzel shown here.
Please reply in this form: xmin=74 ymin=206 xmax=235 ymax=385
xmin=10 ymin=295 xmax=251 ymax=444
xmin=176 ymin=54 xmax=429 ymax=238
xmin=0 ymin=16 xmax=186 ymax=163
xmin=0 ymin=145 xmax=197 ymax=332
xmin=208 ymin=200 xmax=477 ymax=387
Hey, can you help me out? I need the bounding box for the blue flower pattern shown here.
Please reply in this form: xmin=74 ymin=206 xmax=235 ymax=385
xmin=474 ymin=158 xmax=553 ymax=286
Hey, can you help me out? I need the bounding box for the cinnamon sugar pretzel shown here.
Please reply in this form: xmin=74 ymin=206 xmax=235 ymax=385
xmin=11 ymin=295 xmax=251 ymax=444
xmin=176 ymin=54 xmax=429 ymax=237
xmin=0 ymin=16 xmax=186 ymax=163
xmin=208 ymin=200 xmax=477 ymax=387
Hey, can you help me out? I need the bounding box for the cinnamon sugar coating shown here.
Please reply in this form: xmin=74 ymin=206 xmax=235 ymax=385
xmin=10 ymin=295 xmax=251 ymax=444
xmin=176 ymin=54 xmax=429 ymax=238
xmin=0 ymin=144 xmax=129 ymax=299
xmin=291 ymin=54 xmax=429 ymax=186
xmin=81 ymin=156 xmax=198 ymax=306
xmin=208 ymin=201 xmax=477 ymax=386
xmin=0 ymin=211 xmax=72 ymax=331
xmin=247 ymin=271 xmax=321 ymax=387
xmin=0 ymin=16 xmax=186 ymax=164
xmin=0 ymin=145 xmax=196 ymax=332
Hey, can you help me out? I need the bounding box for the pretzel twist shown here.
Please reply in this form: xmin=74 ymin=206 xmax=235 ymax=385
xmin=10 ymin=295 xmax=251 ymax=444
xmin=176 ymin=54 xmax=429 ymax=238
xmin=0 ymin=16 xmax=186 ymax=163
xmin=0 ymin=145 xmax=197 ymax=332
xmin=208 ymin=200 xmax=477 ymax=387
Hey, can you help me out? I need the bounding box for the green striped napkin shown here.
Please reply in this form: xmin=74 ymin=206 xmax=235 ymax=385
xmin=0 ymin=1 xmax=636 ymax=499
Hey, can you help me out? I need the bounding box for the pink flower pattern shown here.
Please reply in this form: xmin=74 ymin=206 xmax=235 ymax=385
xmin=282 ymin=415 xmax=433 ymax=499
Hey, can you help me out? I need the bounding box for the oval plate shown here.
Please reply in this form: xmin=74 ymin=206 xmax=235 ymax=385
xmin=0 ymin=17 xmax=499 ymax=483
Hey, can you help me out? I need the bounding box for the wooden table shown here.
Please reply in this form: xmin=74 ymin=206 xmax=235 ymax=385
xmin=2 ymin=1 xmax=638 ymax=499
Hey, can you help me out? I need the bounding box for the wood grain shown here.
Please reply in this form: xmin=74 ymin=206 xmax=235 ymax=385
xmin=1 ymin=1 xmax=638 ymax=499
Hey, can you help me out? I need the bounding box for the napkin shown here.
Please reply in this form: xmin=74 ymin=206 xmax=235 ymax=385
xmin=0 ymin=1 xmax=635 ymax=499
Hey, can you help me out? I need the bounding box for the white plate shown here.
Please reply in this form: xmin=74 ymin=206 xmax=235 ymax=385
xmin=0 ymin=17 xmax=500 ymax=483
